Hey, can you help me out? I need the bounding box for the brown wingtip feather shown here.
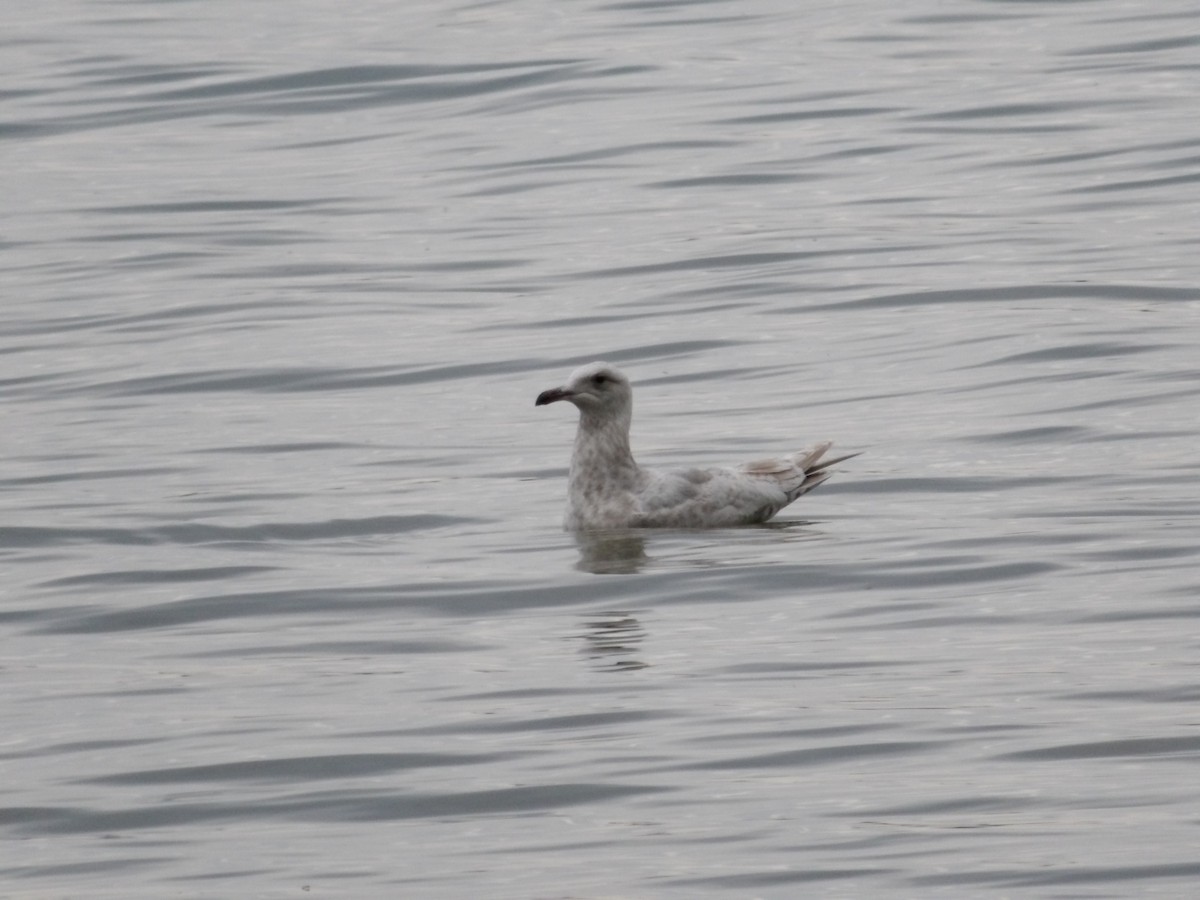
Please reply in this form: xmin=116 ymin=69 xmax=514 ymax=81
xmin=789 ymin=444 xmax=859 ymax=498
xmin=807 ymin=450 xmax=862 ymax=474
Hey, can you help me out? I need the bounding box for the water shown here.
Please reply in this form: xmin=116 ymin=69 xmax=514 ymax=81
xmin=4 ymin=0 xmax=1200 ymax=896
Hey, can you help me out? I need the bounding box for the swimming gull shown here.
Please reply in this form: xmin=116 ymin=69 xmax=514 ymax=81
xmin=536 ymin=361 xmax=856 ymax=530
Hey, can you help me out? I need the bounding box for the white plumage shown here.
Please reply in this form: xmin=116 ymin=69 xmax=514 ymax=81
xmin=536 ymin=362 xmax=855 ymax=530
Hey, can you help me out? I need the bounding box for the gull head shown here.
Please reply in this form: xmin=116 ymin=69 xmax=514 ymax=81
xmin=535 ymin=362 xmax=632 ymax=419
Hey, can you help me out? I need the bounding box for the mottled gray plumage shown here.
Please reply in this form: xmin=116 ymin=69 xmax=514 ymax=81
xmin=536 ymin=362 xmax=855 ymax=530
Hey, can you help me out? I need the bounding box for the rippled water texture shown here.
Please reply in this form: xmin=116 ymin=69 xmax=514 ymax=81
xmin=5 ymin=0 xmax=1200 ymax=896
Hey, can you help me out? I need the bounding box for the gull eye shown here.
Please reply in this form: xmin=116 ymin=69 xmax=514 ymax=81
xmin=592 ymin=374 xmax=608 ymax=386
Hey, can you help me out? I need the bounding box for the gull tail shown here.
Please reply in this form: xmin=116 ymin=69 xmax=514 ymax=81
xmin=789 ymin=442 xmax=860 ymax=499
xmin=741 ymin=442 xmax=860 ymax=504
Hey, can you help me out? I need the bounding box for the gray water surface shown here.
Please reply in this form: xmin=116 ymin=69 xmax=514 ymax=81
xmin=4 ymin=1 xmax=1200 ymax=897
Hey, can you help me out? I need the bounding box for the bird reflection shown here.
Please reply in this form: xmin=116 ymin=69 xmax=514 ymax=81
xmin=573 ymin=529 xmax=648 ymax=574
xmin=578 ymin=610 xmax=648 ymax=671
xmin=573 ymin=520 xmax=825 ymax=574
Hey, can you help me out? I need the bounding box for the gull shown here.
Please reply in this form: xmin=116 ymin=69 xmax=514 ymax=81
xmin=536 ymin=362 xmax=856 ymax=530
